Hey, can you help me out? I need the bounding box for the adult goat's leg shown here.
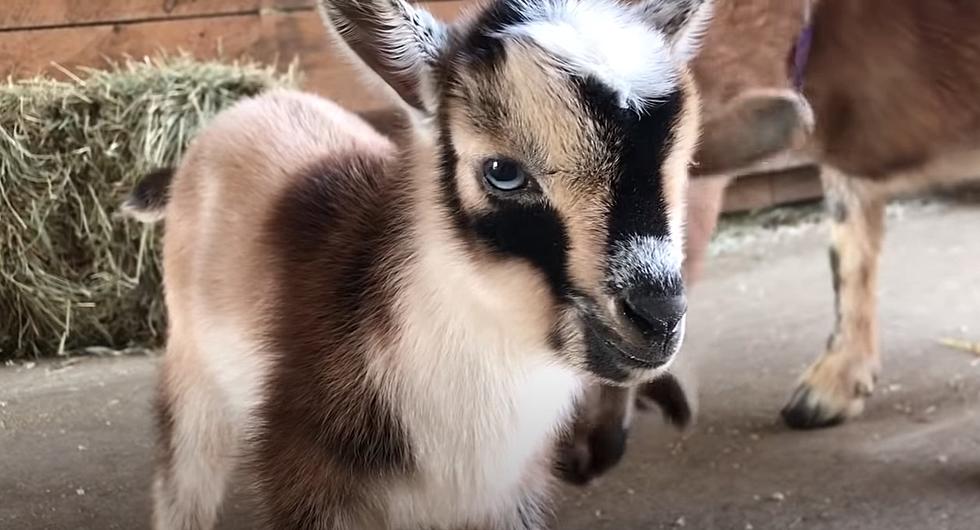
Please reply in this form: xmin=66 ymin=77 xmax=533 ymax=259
xmin=782 ymin=166 xmax=886 ymax=429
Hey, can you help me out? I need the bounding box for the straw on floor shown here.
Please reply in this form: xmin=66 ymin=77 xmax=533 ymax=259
xmin=0 ymin=56 xmax=296 ymax=359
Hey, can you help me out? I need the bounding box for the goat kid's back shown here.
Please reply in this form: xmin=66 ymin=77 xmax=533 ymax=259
xmin=159 ymin=90 xmax=394 ymax=340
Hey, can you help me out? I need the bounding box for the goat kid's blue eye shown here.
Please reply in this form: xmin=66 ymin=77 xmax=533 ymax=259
xmin=483 ymin=159 xmax=527 ymax=191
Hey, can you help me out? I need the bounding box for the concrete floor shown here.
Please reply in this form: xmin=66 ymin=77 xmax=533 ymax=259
xmin=2 ymin=201 xmax=979 ymax=530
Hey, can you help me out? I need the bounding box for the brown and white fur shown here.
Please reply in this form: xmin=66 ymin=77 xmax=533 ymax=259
xmin=123 ymin=0 xmax=714 ymax=528
xmin=562 ymin=0 xmax=980 ymax=483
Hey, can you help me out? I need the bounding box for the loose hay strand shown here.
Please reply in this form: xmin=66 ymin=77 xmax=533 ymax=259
xmin=0 ymin=54 xmax=297 ymax=359
xmin=938 ymin=338 xmax=980 ymax=357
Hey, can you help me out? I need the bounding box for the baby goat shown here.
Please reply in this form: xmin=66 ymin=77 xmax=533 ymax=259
xmin=123 ymin=0 xmax=712 ymax=528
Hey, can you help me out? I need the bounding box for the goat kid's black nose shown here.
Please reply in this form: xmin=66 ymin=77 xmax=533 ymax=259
xmin=619 ymin=289 xmax=687 ymax=337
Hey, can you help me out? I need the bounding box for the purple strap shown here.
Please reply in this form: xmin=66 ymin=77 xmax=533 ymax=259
xmin=790 ymin=23 xmax=814 ymax=91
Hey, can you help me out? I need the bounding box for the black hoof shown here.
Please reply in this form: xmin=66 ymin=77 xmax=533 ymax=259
xmin=780 ymin=385 xmax=845 ymax=430
xmin=555 ymin=425 xmax=628 ymax=486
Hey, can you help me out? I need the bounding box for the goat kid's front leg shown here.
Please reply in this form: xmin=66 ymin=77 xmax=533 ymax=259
xmin=782 ymin=167 xmax=886 ymax=429
xmin=555 ymin=384 xmax=636 ymax=485
xmin=555 ymin=377 xmax=695 ymax=485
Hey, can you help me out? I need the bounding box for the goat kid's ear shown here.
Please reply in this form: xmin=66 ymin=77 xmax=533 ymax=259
xmin=317 ymin=0 xmax=448 ymax=114
xmin=633 ymin=0 xmax=714 ymax=63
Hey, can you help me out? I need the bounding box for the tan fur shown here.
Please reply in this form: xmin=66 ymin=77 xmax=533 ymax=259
xmin=662 ymin=69 xmax=701 ymax=240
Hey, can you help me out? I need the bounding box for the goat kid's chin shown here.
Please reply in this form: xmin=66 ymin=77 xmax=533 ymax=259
xmin=572 ymin=292 xmax=687 ymax=386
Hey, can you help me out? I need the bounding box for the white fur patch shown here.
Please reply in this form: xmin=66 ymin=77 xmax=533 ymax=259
xmin=499 ymin=0 xmax=680 ymax=109
xmin=608 ymin=234 xmax=684 ymax=289
xmin=375 ymin=230 xmax=584 ymax=528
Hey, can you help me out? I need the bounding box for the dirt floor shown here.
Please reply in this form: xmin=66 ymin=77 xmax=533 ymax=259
xmin=2 ymin=200 xmax=979 ymax=530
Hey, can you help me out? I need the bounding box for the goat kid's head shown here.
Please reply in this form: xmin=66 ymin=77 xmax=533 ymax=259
xmin=319 ymin=0 xmax=711 ymax=385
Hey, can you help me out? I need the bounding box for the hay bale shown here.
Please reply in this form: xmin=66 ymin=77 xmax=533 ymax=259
xmin=0 ymin=55 xmax=297 ymax=359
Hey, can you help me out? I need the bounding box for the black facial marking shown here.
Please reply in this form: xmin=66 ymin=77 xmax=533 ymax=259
xmin=471 ymin=203 xmax=571 ymax=295
xmin=573 ymin=76 xmax=684 ymax=296
xmin=575 ymin=77 xmax=683 ymax=244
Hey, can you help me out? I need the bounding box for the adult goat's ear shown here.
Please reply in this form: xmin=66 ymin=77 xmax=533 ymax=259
xmin=318 ymin=0 xmax=448 ymax=114
xmin=633 ymin=0 xmax=714 ymax=62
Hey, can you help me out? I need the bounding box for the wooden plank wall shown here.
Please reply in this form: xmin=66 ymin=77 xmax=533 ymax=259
xmin=0 ymin=0 xmax=822 ymax=212
xmin=1 ymin=0 xmax=467 ymax=113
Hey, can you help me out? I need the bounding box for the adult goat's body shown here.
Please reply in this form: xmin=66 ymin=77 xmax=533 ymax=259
xmin=127 ymin=0 xmax=713 ymax=527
